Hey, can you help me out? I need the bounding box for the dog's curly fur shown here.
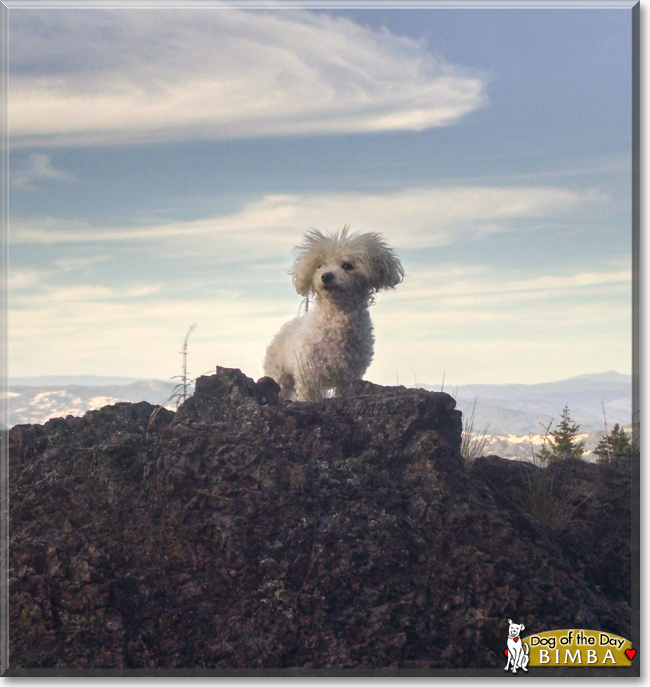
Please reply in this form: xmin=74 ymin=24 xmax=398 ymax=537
xmin=263 ymin=226 xmax=404 ymax=401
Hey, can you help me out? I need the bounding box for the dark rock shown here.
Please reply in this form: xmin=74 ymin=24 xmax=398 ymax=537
xmin=9 ymin=368 xmax=631 ymax=669
xmin=469 ymin=454 xmax=632 ymax=604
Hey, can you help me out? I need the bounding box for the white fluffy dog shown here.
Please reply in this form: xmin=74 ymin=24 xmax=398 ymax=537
xmin=263 ymin=227 xmax=403 ymax=401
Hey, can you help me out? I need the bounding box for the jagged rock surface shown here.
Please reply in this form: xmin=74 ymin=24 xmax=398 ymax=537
xmin=9 ymin=367 xmax=631 ymax=669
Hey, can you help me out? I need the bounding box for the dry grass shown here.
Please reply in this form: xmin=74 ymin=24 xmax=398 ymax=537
xmin=294 ymin=354 xmax=347 ymax=402
xmin=516 ymin=467 xmax=591 ymax=535
xmin=461 ymin=397 xmax=491 ymax=468
xmin=146 ymin=324 xmax=207 ymax=434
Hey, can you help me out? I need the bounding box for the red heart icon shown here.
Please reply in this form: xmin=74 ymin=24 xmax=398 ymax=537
xmin=504 ymin=649 xmax=508 ymax=657
xmin=625 ymin=649 xmax=636 ymax=661
xmin=514 ymin=637 xmax=519 ymax=642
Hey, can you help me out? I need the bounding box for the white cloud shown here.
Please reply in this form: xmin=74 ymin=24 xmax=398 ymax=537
xmin=53 ymin=255 xmax=110 ymax=272
xmin=8 ymin=258 xmax=631 ymax=385
xmin=391 ymin=264 xmax=631 ymax=306
xmin=9 ymin=185 xmax=597 ymax=259
xmin=376 ymin=263 xmax=631 ymax=343
xmin=369 ymin=264 xmax=632 ymax=385
xmin=11 ymin=153 xmax=73 ymax=189
xmin=8 ymin=255 xmax=110 ymax=291
xmin=7 ymin=268 xmax=45 ymax=291
xmin=8 ymin=284 xmax=286 ymax=380
xmin=9 ymin=8 xmax=486 ymax=147
xmin=375 ymin=267 xmax=629 ymax=336
xmin=13 ymin=283 xmax=163 ymax=308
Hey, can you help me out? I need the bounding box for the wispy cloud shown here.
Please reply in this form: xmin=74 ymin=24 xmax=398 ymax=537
xmin=8 ymin=262 xmax=631 ymax=384
xmin=383 ymin=265 xmax=631 ymax=339
xmin=370 ymin=262 xmax=631 ymax=384
xmin=7 ymin=268 xmax=46 ymax=291
xmin=393 ymin=264 xmax=631 ymax=306
xmin=9 ymin=8 xmax=487 ymax=147
xmin=9 ymin=185 xmax=598 ymax=258
xmin=52 ymin=255 xmax=110 ymax=272
xmin=8 ymin=284 xmax=287 ymax=379
xmin=11 ymin=153 xmax=73 ymax=189
xmin=8 ymin=254 xmax=109 ymax=291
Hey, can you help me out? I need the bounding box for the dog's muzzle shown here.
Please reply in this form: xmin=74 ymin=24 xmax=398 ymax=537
xmin=321 ymin=272 xmax=336 ymax=289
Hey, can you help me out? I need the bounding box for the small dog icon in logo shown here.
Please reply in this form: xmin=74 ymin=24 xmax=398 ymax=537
xmin=504 ymin=619 xmax=529 ymax=673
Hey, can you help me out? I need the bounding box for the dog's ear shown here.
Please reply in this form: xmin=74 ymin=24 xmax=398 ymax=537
xmin=291 ymin=230 xmax=327 ymax=297
xmin=520 ymin=624 xmax=525 ymax=632
xmin=292 ymin=258 xmax=317 ymax=297
xmin=508 ymin=619 xmax=513 ymax=625
xmin=365 ymin=235 xmax=404 ymax=292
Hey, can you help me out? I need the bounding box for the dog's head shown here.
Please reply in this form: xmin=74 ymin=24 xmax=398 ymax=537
xmin=291 ymin=226 xmax=404 ymax=301
xmin=507 ymin=619 xmax=525 ymax=639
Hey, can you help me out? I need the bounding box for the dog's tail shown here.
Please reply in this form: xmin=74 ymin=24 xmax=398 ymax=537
xmin=524 ymin=641 xmax=530 ymax=655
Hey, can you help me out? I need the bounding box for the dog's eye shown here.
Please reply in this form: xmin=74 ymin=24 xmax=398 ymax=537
xmin=341 ymin=262 xmax=354 ymax=271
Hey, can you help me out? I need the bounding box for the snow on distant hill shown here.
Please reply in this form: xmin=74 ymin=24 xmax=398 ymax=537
xmin=4 ymin=379 xmax=179 ymax=427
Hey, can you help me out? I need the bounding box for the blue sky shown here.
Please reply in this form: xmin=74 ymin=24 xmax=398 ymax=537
xmin=8 ymin=3 xmax=634 ymax=385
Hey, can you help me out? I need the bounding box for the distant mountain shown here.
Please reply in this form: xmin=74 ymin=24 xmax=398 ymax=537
xmin=415 ymin=371 xmax=633 ymax=460
xmin=418 ymin=371 xmax=632 ymax=430
xmin=5 ymin=379 xmax=179 ymax=428
xmin=8 ymin=375 xmax=143 ymax=386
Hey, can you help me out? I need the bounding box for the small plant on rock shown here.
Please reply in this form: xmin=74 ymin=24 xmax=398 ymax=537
xmin=517 ymin=467 xmax=591 ymax=535
xmin=147 ymin=324 xmax=208 ymax=433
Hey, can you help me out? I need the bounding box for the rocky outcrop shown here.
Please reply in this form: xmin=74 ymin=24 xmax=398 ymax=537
xmin=8 ymin=367 xmax=631 ymax=669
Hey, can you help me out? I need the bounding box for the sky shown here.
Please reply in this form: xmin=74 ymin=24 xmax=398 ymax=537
xmin=7 ymin=2 xmax=635 ymax=386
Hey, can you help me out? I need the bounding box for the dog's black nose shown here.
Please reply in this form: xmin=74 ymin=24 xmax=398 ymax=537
xmin=321 ymin=272 xmax=335 ymax=284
